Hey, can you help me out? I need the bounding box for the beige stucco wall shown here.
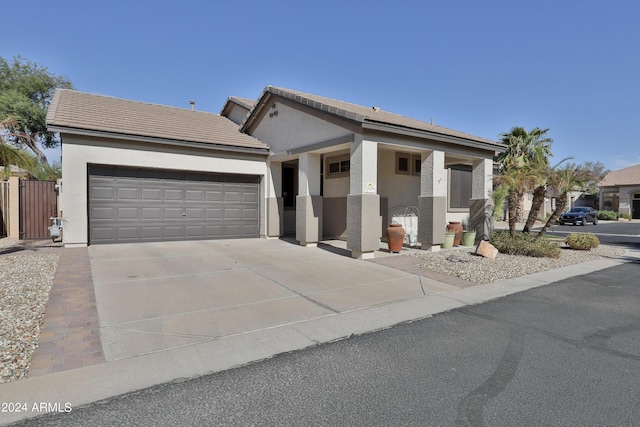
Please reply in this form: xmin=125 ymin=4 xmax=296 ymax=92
xmin=377 ymin=148 xmax=420 ymax=221
xmin=225 ymin=104 xmax=250 ymax=126
xmin=61 ymin=134 xmax=267 ymax=247
xmin=251 ymin=102 xmax=351 ymax=153
xmin=619 ymin=186 xmax=640 ymax=216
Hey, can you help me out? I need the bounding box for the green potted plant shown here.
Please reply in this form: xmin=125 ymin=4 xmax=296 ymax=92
xmin=461 ymin=217 xmax=477 ymax=246
xmin=441 ymin=230 xmax=456 ymax=249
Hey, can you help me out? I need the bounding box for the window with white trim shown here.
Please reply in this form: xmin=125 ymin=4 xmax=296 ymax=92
xmin=326 ymin=155 xmax=350 ymax=178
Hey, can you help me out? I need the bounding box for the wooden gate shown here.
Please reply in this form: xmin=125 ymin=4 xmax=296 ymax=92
xmin=20 ymin=180 xmax=57 ymax=239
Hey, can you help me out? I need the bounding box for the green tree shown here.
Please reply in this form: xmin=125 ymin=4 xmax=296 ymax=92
xmin=496 ymin=126 xmax=553 ymax=234
xmin=0 ymin=118 xmax=36 ymax=177
xmin=0 ymin=55 xmax=72 ymax=164
xmin=580 ymin=161 xmax=609 ymax=194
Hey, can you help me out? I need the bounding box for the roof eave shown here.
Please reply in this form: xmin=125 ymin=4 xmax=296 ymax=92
xmin=362 ymin=121 xmax=505 ymax=153
xmin=48 ymin=125 xmax=270 ymax=156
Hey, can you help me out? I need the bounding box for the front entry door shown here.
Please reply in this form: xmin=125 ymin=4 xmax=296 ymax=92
xmin=282 ymin=164 xmax=297 ymax=234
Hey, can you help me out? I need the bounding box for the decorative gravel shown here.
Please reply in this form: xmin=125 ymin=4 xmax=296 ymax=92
xmin=0 ymin=242 xmax=59 ymax=383
xmin=407 ymin=244 xmax=626 ymax=285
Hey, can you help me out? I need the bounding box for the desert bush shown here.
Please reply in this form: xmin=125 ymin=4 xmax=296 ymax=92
xmin=620 ymin=213 xmax=632 ymax=220
xmin=489 ymin=230 xmax=561 ymax=258
xmin=565 ymin=233 xmax=600 ymax=250
xmin=598 ymin=210 xmax=618 ymax=220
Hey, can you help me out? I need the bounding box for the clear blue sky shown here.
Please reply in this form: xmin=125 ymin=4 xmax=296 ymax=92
xmin=3 ymin=0 xmax=639 ymax=172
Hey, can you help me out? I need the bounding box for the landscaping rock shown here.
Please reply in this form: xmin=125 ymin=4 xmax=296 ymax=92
xmin=476 ymin=240 xmax=498 ymax=259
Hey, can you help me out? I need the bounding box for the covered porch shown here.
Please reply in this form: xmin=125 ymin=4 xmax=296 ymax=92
xmin=265 ymin=136 xmax=494 ymax=259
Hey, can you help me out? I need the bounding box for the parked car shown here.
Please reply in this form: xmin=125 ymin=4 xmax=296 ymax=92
xmin=558 ymin=207 xmax=598 ymax=225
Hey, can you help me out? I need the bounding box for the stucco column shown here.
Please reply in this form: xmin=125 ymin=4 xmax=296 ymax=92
xmin=296 ymin=153 xmax=322 ymax=246
xmin=418 ymin=150 xmax=447 ymax=251
xmin=347 ymin=137 xmax=380 ymax=259
xmin=266 ymin=161 xmax=283 ymax=237
xmin=469 ymin=158 xmax=494 ymax=240
xmin=8 ymin=177 xmax=20 ymax=239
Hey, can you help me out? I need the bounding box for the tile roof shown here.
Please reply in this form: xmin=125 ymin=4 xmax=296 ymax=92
xmin=47 ymin=90 xmax=269 ymax=152
xmin=251 ymin=86 xmax=503 ymax=150
xmin=599 ymin=164 xmax=640 ymax=187
xmin=227 ymin=96 xmax=255 ymax=110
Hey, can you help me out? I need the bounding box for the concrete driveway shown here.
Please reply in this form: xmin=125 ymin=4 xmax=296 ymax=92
xmin=89 ymin=239 xmax=444 ymax=361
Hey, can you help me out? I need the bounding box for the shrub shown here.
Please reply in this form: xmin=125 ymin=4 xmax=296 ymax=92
xmin=489 ymin=230 xmax=561 ymax=258
xmin=565 ymin=233 xmax=600 ymax=250
xmin=620 ymin=213 xmax=632 ymax=220
xmin=491 ymin=185 xmax=509 ymax=221
xmin=598 ymin=210 xmax=618 ymax=220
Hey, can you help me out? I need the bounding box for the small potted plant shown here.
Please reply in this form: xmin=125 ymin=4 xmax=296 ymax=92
xmin=441 ymin=228 xmax=456 ymax=249
xmin=461 ymin=217 xmax=477 ymax=247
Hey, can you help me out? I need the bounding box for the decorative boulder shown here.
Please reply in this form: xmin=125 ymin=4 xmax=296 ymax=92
xmin=476 ymin=240 xmax=498 ymax=259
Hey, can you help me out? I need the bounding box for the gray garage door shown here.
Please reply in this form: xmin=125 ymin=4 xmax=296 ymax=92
xmin=88 ymin=165 xmax=260 ymax=244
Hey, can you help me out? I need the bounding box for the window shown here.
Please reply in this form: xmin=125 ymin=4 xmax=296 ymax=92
xmin=326 ymin=154 xmax=350 ymax=178
xmin=412 ymin=154 xmax=421 ymax=175
xmin=396 ymin=152 xmax=411 ymax=175
xmin=448 ymin=165 xmax=472 ymax=210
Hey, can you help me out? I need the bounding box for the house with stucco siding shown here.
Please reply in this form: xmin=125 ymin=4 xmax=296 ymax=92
xmin=599 ymin=164 xmax=640 ymax=218
xmin=46 ymin=86 xmax=505 ymax=259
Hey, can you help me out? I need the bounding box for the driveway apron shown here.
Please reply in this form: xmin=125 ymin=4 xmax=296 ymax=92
xmin=89 ymin=239 xmax=426 ymax=361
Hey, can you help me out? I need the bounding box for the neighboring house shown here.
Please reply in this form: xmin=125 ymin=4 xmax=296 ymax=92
xmin=1 ymin=164 xmax=35 ymax=179
xmin=598 ymin=164 xmax=640 ymax=219
xmin=46 ymin=86 xmax=505 ymax=259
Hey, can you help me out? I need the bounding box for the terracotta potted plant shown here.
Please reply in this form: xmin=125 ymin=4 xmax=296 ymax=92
xmin=386 ymin=223 xmax=405 ymax=253
xmin=446 ymin=221 xmax=463 ymax=246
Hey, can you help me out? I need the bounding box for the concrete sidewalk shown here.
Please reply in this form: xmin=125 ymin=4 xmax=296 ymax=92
xmin=2 ymin=238 xmax=638 ymax=425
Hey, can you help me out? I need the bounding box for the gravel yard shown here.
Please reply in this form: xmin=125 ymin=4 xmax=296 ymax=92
xmin=407 ymin=244 xmax=626 ymax=284
xmin=0 ymin=239 xmax=59 ymax=383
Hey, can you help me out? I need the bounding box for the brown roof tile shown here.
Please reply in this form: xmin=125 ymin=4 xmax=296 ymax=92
xmin=47 ymin=90 xmax=269 ymax=152
xmin=599 ymin=164 xmax=640 ymax=186
xmin=255 ymin=86 xmax=503 ymax=149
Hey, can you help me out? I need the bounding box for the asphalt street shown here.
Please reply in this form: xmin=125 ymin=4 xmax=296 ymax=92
xmin=546 ymin=221 xmax=640 ymax=250
xmin=14 ymin=256 xmax=640 ymax=426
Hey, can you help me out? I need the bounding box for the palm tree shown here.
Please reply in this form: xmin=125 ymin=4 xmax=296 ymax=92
xmin=0 ymin=118 xmax=36 ymax=177
xmin=522 ymin=157 xmax=572 ymax=233
xmin=497 ymin=126 xmax=553 ymax=230
xmin=535 ymin=164 xmax=589 ymax=240
xmin=494 ymin=165 xmax=539 ymax=237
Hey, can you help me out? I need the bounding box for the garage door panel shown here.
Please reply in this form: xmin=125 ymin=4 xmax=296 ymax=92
xmin=162 ymin=208 xmax=182 ymax=219
xmin=224 ymin=208 xmax=241 ymax=219
xmin=206 ymin=191 xmax=223 ymax=202
xmin=165 ymin=189 xmax=182 ymax=201
xmin=185 ymin=208 xmax=204 ymax=219
xmin=141 ymin=227 xmax=162 ymax=239
xmin=186 ymin=190 xmax=204 ymax=201
xmin=141 ymin=208 xmax=162 ymax=220
xmin=117 ymin=207 xmax=139 ymax=220
xmin=142 ymin=189 xmax=162 ymax=200
xmin=92 ymin=186 xmax=115 ymax=200
xmin=206 ymin=208 xmax=223 ymax=219
xmin=185 ymin=226 xmax=205 ymax=239
xmin=89 ymin=165 xmax=259 ymax=244
xmin=164 ymin=226 xmax=183 ymax=238
xmin=242 ymin=209 xmax=258 ymax=220
xmin=92 ymin=207 xmax=115 ymax=220
xmin=117 ymin=227 xmax=139 ymax=240
xmin=243 ymin=192 xmax=258 ymax=203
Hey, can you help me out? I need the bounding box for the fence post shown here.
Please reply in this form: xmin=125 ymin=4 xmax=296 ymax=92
xmin=8 ymin=176 xmax=20 ymax=239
